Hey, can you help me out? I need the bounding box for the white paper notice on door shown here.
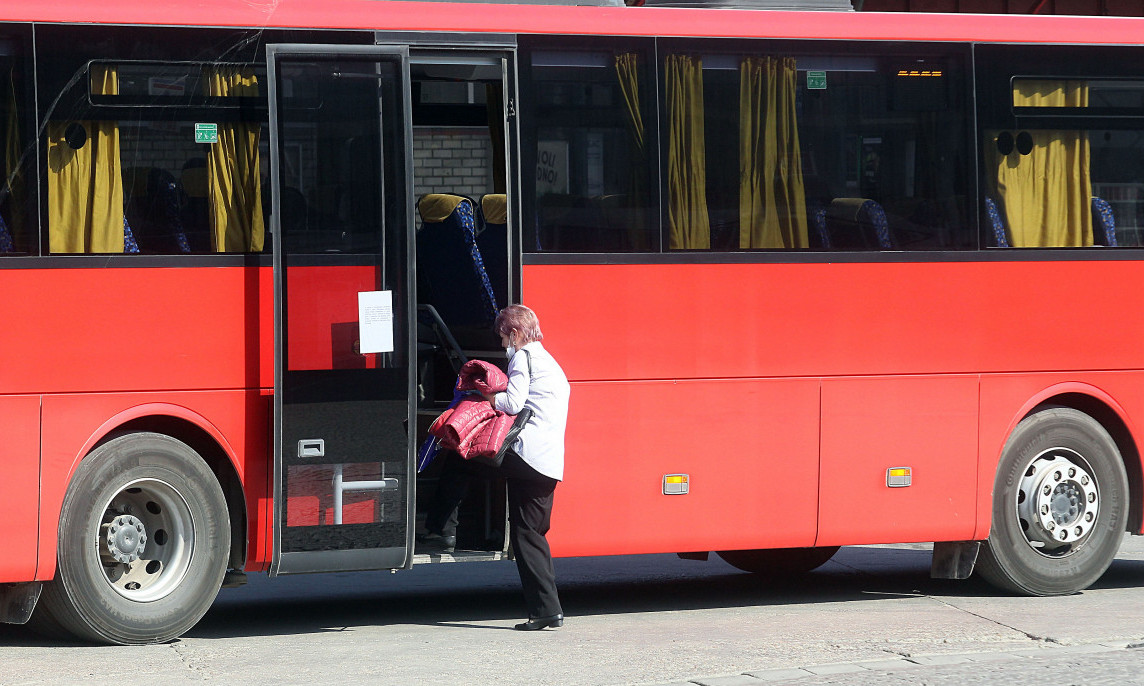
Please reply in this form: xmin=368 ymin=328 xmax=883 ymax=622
xmin=358 ymin=290 xmax=394 ymax=354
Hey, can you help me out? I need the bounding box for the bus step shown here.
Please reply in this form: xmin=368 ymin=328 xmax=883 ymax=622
xmin=411 ymin=549 xmax=510 ymax=565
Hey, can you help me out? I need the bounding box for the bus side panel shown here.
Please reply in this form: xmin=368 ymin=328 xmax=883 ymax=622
xmin=37 ymin=390 xmax=269 ymax=580
xmin=977 ymin=372 xmax=1144 ymax=540
xmin=816 ymin=375 xmax=979 ymax=546
xmin=0 ymin=396 xmax=41 ymax=583
xmin=0 ymin=266 xmax=269 ymax=396
xmin=551 ymin=378 xmax=819 ymax=557
xmin=524 ymin=261 xmax=1144 ymax=381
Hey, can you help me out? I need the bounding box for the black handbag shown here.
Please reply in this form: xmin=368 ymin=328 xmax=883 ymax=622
xmin=481 ymin=406 xmax=533 ymax=468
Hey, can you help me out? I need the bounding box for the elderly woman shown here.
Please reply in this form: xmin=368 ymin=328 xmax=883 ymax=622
xmin=486 ymin=304 xmax=571 ymax=631
xmin=418 ymin=304 xmax=570 ymax=630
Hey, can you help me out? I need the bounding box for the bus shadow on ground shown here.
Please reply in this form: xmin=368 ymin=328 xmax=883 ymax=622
xmin=192 ymin=549 xmax=1144 ymax=640
xmin=1089 ymin=557 xmax=1144 ymax=591
xmin=183 ymin=546 xmax=1017 ymax=640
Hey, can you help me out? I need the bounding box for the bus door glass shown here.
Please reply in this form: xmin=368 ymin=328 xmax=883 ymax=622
xmin=268 ymin=45 xmax=415 ymax=575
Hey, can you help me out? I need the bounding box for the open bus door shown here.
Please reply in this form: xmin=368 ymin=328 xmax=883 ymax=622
xmin=268 ymin=45 xmax=416 ymax=575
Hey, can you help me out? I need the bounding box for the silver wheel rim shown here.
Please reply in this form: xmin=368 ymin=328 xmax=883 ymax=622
xmin=97 ymin=478 xmax=195 ymax=602
xmin=1015 ymin=447 xmax=1099 ymax=558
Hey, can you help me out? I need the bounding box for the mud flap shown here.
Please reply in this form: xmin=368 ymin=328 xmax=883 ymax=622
xmin=0 ymin=582 xmax=42 ymax=624
xmin=931 ymin=541 xmax=981 ymax=580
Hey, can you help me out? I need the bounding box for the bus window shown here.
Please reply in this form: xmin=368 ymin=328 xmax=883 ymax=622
xmin=38 ymin=26 xmax=270 ymax=255
xmin=984 ymin=79 xmax=1144 ymax=248
xmin=521 ymin=39 xmax=659 ymax=253
xmin=275 ymin=58 xmax=389 ymax=255
xmin=986 ymin=124 xmax=1144 ymax=248
xmin=657 ymin=42 xmax=971 ymax=252
xmin=684 ymin=47 xmax=973 ymax=252
xmin=658 ymin=39 xmax=970 ymax=251
xmin=977 ymin=46 xmax=1144 ymax=249
xmin=0 ymin=29 xmax=32 ymax=255
xmin=676 ymin=53 xmax=808 ymax=251
xmin=1091 ymin=130 xmax=1144 ymax=246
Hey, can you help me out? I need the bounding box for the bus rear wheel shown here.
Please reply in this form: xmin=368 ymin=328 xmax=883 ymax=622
xmin=717 ymin=546 xmax=839 ymax=577
xmin=36 ymin=432 xmax=230 ymax=644
xmin=976 ymin=407 xmax=1128 ymax=596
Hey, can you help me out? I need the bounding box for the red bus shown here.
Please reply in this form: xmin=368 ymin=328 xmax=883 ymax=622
xmin=2 ymin=0 xmax=1144 ymax=645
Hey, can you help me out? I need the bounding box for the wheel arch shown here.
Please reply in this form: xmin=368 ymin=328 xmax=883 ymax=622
xmin=1006 ymin=386 xmax=1144 ymax=536
xmin=64 ymin=405 xmax=248 ymax=574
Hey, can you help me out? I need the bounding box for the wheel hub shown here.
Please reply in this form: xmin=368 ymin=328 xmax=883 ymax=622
xmin=1017 ymin=451 xmax=1099 ymax=554
xmin=103 ymin=514 xmax=148 ymax=564
xmin=97 ymin=478 xmax=195 ymax=602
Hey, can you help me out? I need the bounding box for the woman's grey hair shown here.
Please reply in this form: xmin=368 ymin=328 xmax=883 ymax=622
xmin=494 ymin=304 xmax=543 ymax=344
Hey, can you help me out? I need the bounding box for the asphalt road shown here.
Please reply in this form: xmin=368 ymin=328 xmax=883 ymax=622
xmin=4 ymin=536 xmax=1144 ymax=685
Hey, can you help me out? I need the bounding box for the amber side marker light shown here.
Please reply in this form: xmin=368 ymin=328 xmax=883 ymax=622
xmin=886 ymin=467 xmax=912 ymax=488
xmin=663 ymin=474 xmax=689 ymax=495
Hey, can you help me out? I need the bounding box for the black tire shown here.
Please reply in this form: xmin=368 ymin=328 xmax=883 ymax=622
xmin=976 ymin=407 xmax=1128 ymax=596
xmin=717 ymin=546 xmax=840 ymax=577
xmin=36 ymin=432 xmax=230 ymax=644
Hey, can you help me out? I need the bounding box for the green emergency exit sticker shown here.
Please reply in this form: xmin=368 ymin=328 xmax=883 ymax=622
xmin=195 ymin=123 xmax=218 ymax=144
xmin=807 ymin=71 xmax=827 ymax=90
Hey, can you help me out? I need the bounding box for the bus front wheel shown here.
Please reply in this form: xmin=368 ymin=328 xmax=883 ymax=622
xmin=717 ymin=546 xmax=839 ymax=577
xmin=37 ymin=432 xmax=230 ymax=644
xmin=976 ymin=407 xmax=1128 ymax=596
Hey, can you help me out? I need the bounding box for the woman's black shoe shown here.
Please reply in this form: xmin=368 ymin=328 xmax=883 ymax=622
xmin=514 ymin=614 xmax=563 ymax=631
xmin=415 ymin=532 xmax=456 ymax=553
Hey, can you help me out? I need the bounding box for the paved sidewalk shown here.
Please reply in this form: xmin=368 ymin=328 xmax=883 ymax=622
xmin=650 ymin=641 xmax=1144 ymax=686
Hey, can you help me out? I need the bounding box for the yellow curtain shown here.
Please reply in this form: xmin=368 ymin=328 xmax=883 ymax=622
xmin=739 ymin=56 xmax=807 ymax=249
xmin=205 ymin=67 xmax=264 ymax=252
xmin=989 ymin=80 xmax=1091 ymax=247
xmin=666 ymin=54 xmax=710 ymax=250
xmin=614 ymin=53 xmax=649 ymax=250
xmin=616 ymin=53 xmax=645 ymax=152
xmin=47 ymin=65 xmax=124 ymax=253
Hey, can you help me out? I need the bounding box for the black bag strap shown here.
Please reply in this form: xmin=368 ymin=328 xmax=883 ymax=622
xmin=489 ymin=349 xmax=533 ymax=467
xmin=510 ymin=348 xmax=533 ymax=432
